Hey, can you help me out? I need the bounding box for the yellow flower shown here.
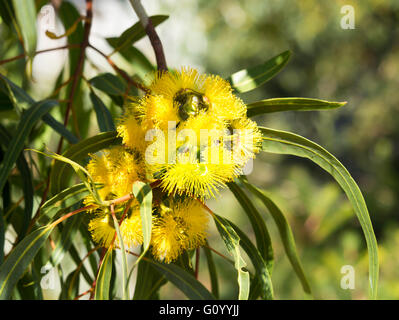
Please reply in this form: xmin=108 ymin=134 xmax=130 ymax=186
xmin=88 ymin=213 xmax=115 ymax=248
xmin=144 ymin=67 xmax=245 ymax=125
xmin=158 ymin=144 xmax=238 ymax=199
xmin=117 ymin=104 xmax=147 ymax=153
xmin=151 ymin=199 xmax=209 ymax=263
xmin=88 ymin=205 xmax=143 ymax=249
xmin=227 ymin=118 xmax=263 ymax=168
xmin=85 ymin=146 xmax=144 ymax=206
xmin=120 ymin=207 xmax=143 ymax=248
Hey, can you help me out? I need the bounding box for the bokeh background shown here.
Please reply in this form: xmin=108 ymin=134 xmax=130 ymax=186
xmin=1 ymin=0 xmax=398 ymax=299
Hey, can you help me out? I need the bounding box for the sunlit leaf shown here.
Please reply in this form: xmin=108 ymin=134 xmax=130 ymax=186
xmin=227 ymin=51 xmax=291 ymax=93
xmin=0 ymin=226 xmax=53 ymax=299
xmin=260 ymin=126 xmax=379 ymax=299
xmin=94 ymin=247 xmax=113 ymax=300
xmin=213 ymin=214 xmax=250 ymax=300
xmin=247 ymin=98 xmax=347 ymax=117
xmin=150 ymin=260 xmax=215 ymax=300
xmin=49 ymin=131 xmax=121 ymax=195
xmin=240 ymin=178 xmax=312 ymax=295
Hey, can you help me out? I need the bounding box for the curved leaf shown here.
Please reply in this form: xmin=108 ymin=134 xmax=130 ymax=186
xmin=203 ymin=243 xmax=219 ymax=299
xmin=247 ymin=98 xmax=347 ymax=117
xmin=111 ymin=212 xmax=129 ymax=300
xmin=94 ymin=247 xmax=113 ymax=300
xmin=241 ymin=178 xmax=311 ymax=295
xmin=108 ymin=15 xmax=169 ymax=55
xmin=0 ymin=100 xmax=57 ymax=195
xmin=213 ymin=214 xmax=250 ymax=300
xmin=89 ymin=90 xmax=115 ymax=133
xmin=228 ymin=182 xmax=273 ymax=273
xmin=149 ymin=260 xmax=215 ymax=300
xmin=132 ymin=181 xmax=153 ymax=254
xmin=227 ymin=51 xmax=291 ymax=93
xmin=12 ymin=0 xmax=36 ymax=55
xmin=0 ymin=226 xmax=53 ymax=299
xmin=226 ymin=218 xmax=274 ymax=300
xmin=0 ymin=124 xmax=33 ymax=238
xmin=49 ymin=131 xmax=121 ymax=195
xmin=260 ymin=126 xmax=379 ymax=299
xmin=39 ymin=183 xmax=91 ymax=225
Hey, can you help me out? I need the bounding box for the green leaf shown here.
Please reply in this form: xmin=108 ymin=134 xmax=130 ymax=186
xmin=30 ymin=149 xmax=103 ymax=206
xmin=0 ymin=124 xmax=33 ymax=238
xmin=241 ymin=179 xmax=312 ymax=295
xmin=0 ymin=75 xmax=79 ymax=144
xmin=203 ymin=242 xmax=219 ymax=299
xmin=247 ymin=98 xmax=347 ymax=117
xmin=226 ymin=218 xmax=274 ymax=300
xmin=132 ymin=181 xmax=153 ymax=254
xmin=111 ymin=213 xmax=129 ymax=300
xmin=49 ymin=131 xmax=121 ymax=195
xmin=149 ymin=260 xmax=215 ymax=300
xmin=213 ymin=214 xmax=250 ymax=300
xmin=133 ymin=253 xmax=166 ymax=300
xmin=12 ymin=0 xmax=37 ymax=55
xmin=108 ymin=15 xmax=169 ymax=54
xmin=227 ymin=51 xmax=291 ymax=93
xmin=228 ymin=182 xmax=273 ymax=273
xmin=89 ymin=90 xmax=116 ymax=133
xmin=260 ymin=126 xmax=379 ymax=299
xmin=110 ymin=46 xmax=155 ymax=81
xmin=94 ymin=247 xmax=113 ymax=300
xmin=0 ymin=226 xmax=53 ymax=299
xmin=58 ymin=1 xmax=84 ymax=76
xmin=60 ymin=270 xmax=80 ymax=300
xmin=0 ymin=100 xmax=57 ymax=195
xmin=50 ymin=213 xmax=83 ymax=266
xmin=89 ymin=73 xmax=126 ymax=96
xmin=41 ymin=115 xmax=79 ymax=144
xmin=39 ymin=183 xmax=91 ymax=225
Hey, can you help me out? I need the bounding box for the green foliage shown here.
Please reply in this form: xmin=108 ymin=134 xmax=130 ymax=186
xmin=0 ymin=0 xmax=381 ymax=301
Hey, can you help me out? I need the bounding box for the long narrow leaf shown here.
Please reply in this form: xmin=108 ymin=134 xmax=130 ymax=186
xmin=39 ymin=183 xmax=92 ymax=225
xmin=49 ymin=131 xmax=121 ymax=195
xmin=150 ymin=260 xmax=215 ymax=300
xmin=203 ymin=242 xmax=219 ymax=299
xmin=260 ymin=126 xmax=379 ymax=299
xmin=241 ymin=179 xmax=312 ymax=295
xmin=0 ymin=100 xmax=57 ymax=195
xmin=94 ymin=247 xmax=113 ymax=300
xmin=226 ymin=218 xmax=274 ymax=300
xmin=89 ymin=91 xmax=116 ymax=132
xmin=228 ymin=182 xmax=273 ymax=273
xmin=111 ymin=213 xmax=129 ymax=300
xmin=0 ymin=124 xmax=33 ymax=238
xmin=247 ymin=98 xmax=347 ymax=117
xmin=0 ymin=226 xmax=53 ymax=299
xmin=227 ymin=51 xmax=291 ymax=93
xmin=213 ymin=214 xmax=250 ymax=300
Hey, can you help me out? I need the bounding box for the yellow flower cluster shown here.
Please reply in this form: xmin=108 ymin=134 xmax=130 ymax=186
xmin=86 ymin=67 xmax=262 ymax=263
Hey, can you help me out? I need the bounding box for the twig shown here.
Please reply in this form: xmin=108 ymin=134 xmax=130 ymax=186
xmin=0 ymin=44 xmax=80 ymax=66
xmin=129 ymin=0 xmax=167 ymax=71
xmin=74 ymin=287 xmax=93 ymax=300
xmin=195 ymin=247 xmax=200 ymax=279
xmin=88 ymin=44 xmax=149 ymax=93
xmin=56 ymin=0 xmax=93 ymax=154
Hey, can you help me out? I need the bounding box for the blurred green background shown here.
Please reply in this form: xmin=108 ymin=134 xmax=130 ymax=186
xmin=1 ymin=0 xmax=398 ymax=299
